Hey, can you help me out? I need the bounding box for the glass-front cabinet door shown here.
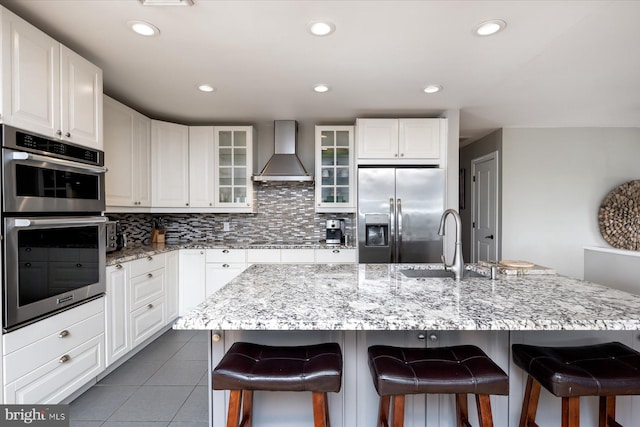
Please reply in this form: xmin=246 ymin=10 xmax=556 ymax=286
xmin=214 ymin=126 xmax=253 ymax=209
xmin=315 ymin=125 xmax=355 ymax=212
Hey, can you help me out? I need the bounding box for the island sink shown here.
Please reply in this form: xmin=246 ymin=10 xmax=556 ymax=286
xmin=399 ymin=268 xmax=486 ymax=279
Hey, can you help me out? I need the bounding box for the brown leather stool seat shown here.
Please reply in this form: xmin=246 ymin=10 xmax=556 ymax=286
xmin=512 ymin=341 xmax=640 ymax=427
xmin=368 ymin=345 xmax=509 ymax=427
xmin=213 ymin=342 xmax=342 ymax=427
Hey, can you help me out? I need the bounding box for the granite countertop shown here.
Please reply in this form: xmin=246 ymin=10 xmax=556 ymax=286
xmin=106 ymin=241 xmax=355 ymax=265
xmin=173 ymin=263 xmax=640 ymax=331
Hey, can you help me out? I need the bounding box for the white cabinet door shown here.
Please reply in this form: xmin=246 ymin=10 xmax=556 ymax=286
xmin=356 ymin=119 xmax=399 ymax=159
xmin=133 ymin=112 xmax=152 ymax=207
xmin=152 ymin=120 xmax=190 ymax=207
xmin=105 ymin=263 xmax=130 ymax=367
xmin=130 ymin=297 xmax=164 ymax=348
xmin=315 ymin=126 xmax=355 ymax=213
xmin=189 ymin=126 xmax=215 ymax=207
xmin=60 ymin=45 xmax=103 ymax=150
xmin=178 ymin=249 xmax=206 ymax=316
xmin=315 ymin=248 xmax=357 ymax=263
xmin=205 ymin=263 xmax=246 ymax=296
xmin=165 ymin=250 xmax=179 ymax=323
xmin=105 ymin=96 xmax=135 ymax=207
xmin=214 ymin=126 xmax=254 ymax=210
xmin=1 ymin=9 xmax=60 ymax=137
xmin=398 ymin=119 xmax=440 ymax=160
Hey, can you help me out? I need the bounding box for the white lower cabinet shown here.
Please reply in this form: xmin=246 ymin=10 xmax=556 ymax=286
xmin=2 ymin=297 xmax=105 ymax=404
xmin=205 ymin=249 xmax=247 ymax=297
xmin=105 ymin=263 xmax=130 ymax=367
xmin=178 ymin=249 xmax=207 ymax=316
xmin=128 ymin=254 xmax=166 ymax=348
xmin=165 ymin=250 xmax=180 ymax=322
xmin=315 ymin=248 xmax=357 ymax=263
xmin=130 ymin=297 xmax=165 ymax=348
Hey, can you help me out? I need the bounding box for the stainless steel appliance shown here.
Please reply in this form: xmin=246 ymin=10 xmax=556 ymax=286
xmin=1 ymin=125 xmax=108 ymax=331
xmin=3 ymin=216 xmax=107 ymax=331
xmin=106 ymin=220 xmax=127 ymax=253
xmin=358 ymin=167 xmax=445 ymax=263
xmin=325 ymin=219 xmax=345 ymax=244
xmin=1 ymin=125 xmax=106 ymax=214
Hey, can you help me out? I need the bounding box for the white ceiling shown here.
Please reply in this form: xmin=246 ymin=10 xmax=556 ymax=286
xmin=1 ymin=0 xmax=639 ymax=144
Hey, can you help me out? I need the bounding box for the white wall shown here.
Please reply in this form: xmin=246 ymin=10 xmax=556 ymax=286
xmin=502 ymin=128 xmax=640 ymax=279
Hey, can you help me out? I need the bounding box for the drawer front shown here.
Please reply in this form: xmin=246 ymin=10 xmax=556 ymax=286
xmin=4 ymin=334 xmax=105 ymax=404
xmin=130 ymin=253 xmax=166 ymax=277
xmin=3 ymin=297 xmax=104 ymax=355
xmin=206 ymin=248 xmax=245 ymax=263
xmin=281 ymin=249 xmax=315 ymax=263
xmin=130 ymin=268 xmax=165 ymax=311
xmin=4 ymin=311 xmax=105 ymax=384
xmin=130 ymin=297 xmax=165 ymax=348
xmin=315 ymin=248 xmax=357 ymax=263
xmin=247 ymin=249 xmax=281 ymax=263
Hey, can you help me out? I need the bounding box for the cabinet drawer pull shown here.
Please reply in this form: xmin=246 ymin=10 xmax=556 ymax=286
xmin=59 ymin=355 xmax=70 ymax=363
xmin=222 ymin=249 xmax=229 ymax=253
xmin=332 ymin=249 xmax=340 ymax=254
xmin=65 ymin=132 xmax=71 ymax=138
xmin=147 ymin=256 xmax=153 ymax=261
xmin=56 ymin=130 xmax=62 ymax=136
xmin=147 ymin=303 xmax=154 ymax=309
xmin=58 ymin=330 xmax=69 ymax=338
xmin=116 ymin=264 xmax=123 ymax=269
xmin=222 ymin=264 xmax=230 ymax=268
xmin=147 ymin=273 xmax=153 ymax=278
xmin=212 ymin=333 xmax=222 ymax=342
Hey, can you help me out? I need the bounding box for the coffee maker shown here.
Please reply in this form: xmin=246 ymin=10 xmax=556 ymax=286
xmin=325 ymin=219 xmax=345 ymax=244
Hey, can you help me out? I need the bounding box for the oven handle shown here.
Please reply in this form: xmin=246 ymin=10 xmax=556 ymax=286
xmin=13 ymin=216 xmax=108 ymax=228
xmin=10 ymin=151 xmax=108 ymax=174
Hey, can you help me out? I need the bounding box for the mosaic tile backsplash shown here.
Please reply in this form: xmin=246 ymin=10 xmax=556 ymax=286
xmin=107 ymin=182 xmax=355 ymax=245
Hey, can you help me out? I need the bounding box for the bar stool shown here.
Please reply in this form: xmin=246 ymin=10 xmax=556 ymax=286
xmin=368 ymin=345 xmax=509 ymax=427
xmin=212 ymin=342 xmax=342 ymax=427
xmin=512 ymin=341 xmax=640 ymax=427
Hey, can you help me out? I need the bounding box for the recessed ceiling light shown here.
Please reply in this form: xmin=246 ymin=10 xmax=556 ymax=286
xmin=127 ymin=20 xmax=160 ymax=37
xmin=313 ymin=84 xmax=330 ymax=93
xmin=474 ymin=19 xmax=506 ymax=36
xmin=308 ymin=20 xmax=336 ymax=36
xmin=423 ymin=84 xmax=442 ymax=94
xmin=197 ymin=84 xmax=215 ymax=93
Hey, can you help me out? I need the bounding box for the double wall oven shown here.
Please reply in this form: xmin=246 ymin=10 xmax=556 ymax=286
xmin=1 ymin=125 xmax=107 ymax=331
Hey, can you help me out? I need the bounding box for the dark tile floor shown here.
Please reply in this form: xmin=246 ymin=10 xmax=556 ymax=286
xmin=70 ymin=329 xmax=209 ymax=427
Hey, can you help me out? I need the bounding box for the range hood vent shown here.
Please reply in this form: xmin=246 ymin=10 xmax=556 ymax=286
xmin=252 ymin=120 xmax=313 ymax=182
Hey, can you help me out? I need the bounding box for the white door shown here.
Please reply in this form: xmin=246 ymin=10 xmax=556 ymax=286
xmin=471 ymin=152 xmax=499 ymax=262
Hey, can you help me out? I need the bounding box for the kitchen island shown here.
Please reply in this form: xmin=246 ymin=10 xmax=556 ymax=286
xmin=174 ymin=263 xmax=640 ymax=427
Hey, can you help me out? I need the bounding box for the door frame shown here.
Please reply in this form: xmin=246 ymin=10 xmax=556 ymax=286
xmin=471 ymin=151 xmax=500 ymax=263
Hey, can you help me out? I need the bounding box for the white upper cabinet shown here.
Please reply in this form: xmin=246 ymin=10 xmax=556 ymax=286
xmin=1 ymin=8 xmax=103 ymax=150
xmin=151 ymin=120 xmax=189 ymax=208
xmin=356 ymin=118 xmax=443 ymax=164
xmin=214 ymin=126 xmax=255 ymax=211
xmin=315 ymin=125 xmax=355 ymax=213
xmin=189 ymin=126 xmax=216 ymax=208
xmin=104 ymin=96 xmax=151 ymax=208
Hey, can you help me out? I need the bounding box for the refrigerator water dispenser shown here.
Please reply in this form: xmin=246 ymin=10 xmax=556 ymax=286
xmin=365 ymin=214 xmax=389 ymax=247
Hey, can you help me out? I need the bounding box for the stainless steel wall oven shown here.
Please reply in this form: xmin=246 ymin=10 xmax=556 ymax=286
xmin=1 ymin=125 xmax=108 ymax=331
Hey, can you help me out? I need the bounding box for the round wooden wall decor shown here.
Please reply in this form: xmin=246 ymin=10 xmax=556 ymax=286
xmin=598 ymin=180 xmax=640 ymax=250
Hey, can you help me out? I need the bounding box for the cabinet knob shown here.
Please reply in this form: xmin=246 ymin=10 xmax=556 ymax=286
xmin=116 ymin=264 xmax=123 ymax=269
xmin=400 ymin=153 xmax=404 ymax=157
xmin=212 ymin=333 xmax=222 ymax=342
xmin=186 ymin=203 xmax=189 ymax=206
xmin=417 ymin=333 xmax=426 ymax=340
xmin=394 ymin=153 xmax=398 ymax=157
xmin=147 ymin=256 xmax=153 ymax=261
xmin=65 ymin=132 xmax=71 ymax=138
xmin=429 ymin=334 xmax=438 ymax=342
xmin=59 ymin=355 xmax=70 ymax=363
xmin=332 ymin=249 xmax=340 ymax=254
xmin=147 ymin=303 xmax=154 ymax=309
xmin=56 ymin=130 xmax=62 ymax=136
xmin=223 ymin=263 xmax=230 ymax=268
xmin=209 ymin=203 xmax=213 ymax=206
xmin=222 ymin=249 xmax=229 ymax=253
xmin=59 ymin=330 xmax=70 ymax=338
xmin=147 ymin=273 xmax=153 ymax=278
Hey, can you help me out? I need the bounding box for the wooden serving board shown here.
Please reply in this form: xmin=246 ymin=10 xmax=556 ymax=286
xmin=499 ymin=260 xmax=535 ymax=269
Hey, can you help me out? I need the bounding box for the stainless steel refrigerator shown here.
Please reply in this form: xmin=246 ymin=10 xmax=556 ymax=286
xmin=358 ymin=167 xmax=445 ymax=263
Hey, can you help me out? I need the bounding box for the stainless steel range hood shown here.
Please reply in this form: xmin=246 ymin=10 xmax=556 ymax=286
xmin=252 ymin=120 xmax=313 ymax=182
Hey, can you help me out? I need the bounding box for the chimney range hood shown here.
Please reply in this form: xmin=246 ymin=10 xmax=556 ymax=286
xmin=252 ymin=120 xmax=313 ymax=182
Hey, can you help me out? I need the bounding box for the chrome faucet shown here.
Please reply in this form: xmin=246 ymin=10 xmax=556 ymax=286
xmin=438 ymin=209 xmax=464 ymax=280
